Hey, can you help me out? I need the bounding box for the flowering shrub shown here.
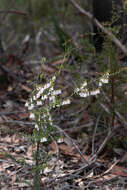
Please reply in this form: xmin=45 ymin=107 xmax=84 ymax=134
xmin=25 ymin=71 xmax=110 ymax=143
xmin=25 ymin=75 xmax=71 ymax=142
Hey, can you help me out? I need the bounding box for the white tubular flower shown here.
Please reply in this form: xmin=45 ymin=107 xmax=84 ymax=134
xmin=52 ymin=76 xmax=56 ymax=81
xmin=48 ymin=115 xmax=52 ymax=120
xmin=25 ymin=101 xmax=29 ymax=107
xmin=29 ymin=113 xmax=35 ymax=119
xmin=36 ymin=92 xmax=41 ymax=99
xmin=28 ymin=104 xmax=34 ymax=110
xmin=30 ymin=98 xmax=33 ymax=103
xmin=33 ymin=96 xmax=36 ymax=101
xmin=61 ymin=99 xmax=71 ymax=105
xmin=105 ymin=72 xmax=110 ymax=78
xmin=39 ymin=88 xmax=45 ymax=94
xmin=55 ymin=104 xmax=60 ymax=108
xmin=48 ymin=115 xmax=53 ymax=125
xmin=100 ymin=78 xmax=109 ymax=84
xmin=90 ymin=89 xmax=100 ymax=96
xmin=98 ymin=82 xmax=103 ymax=87
xmin=35 ymin=124 xmax=39 ymax=130
xmin=38 ymin=83 xmax=50 ymax=96
xmin=44 ymin=82 xmax=51 ymax=90
xmin=41 ymin=95 xmax=48 ymax=100
xmin=49 ymin=86 xmax=54 ymax=92
xmin=36 ymin=86 xmax=41 ymax=91
xmin=52 ymin=90 xmax=61 ymax=95
xmin=49 ymin=95 xmax=55 ymax=101
xmin=41 ymin=114 xmax=48 ymax=119
xmin=79 ymin=89 xmax=89 ymax=97
xmin=37 ymin=101 xmax=43 ymax=106
xmin=75 ymin=88 xmax=80 ymax=93
xmin=81 ymin=81 xmax=87 ymax=89
xmin=40 ymin=137 xmax=47 ymax=142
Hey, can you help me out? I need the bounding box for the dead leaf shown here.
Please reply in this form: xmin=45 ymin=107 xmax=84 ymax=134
xmin=20 ymin=84 xmax=31 ymax=92
xmin=52 ymin=58 xmax=67 ymax=66
xmin=26 ymin=145 xmax=33 ymax=158
xmin=50 ymin=141 xmax=58 ymax=153
xmin=11 ymin=174 xmax=16 ymax=185
xmin=111 ymin=165 xmax=127 ymax=176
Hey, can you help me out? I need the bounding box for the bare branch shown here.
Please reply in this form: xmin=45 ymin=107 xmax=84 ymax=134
xmin=69 ymin=0 xmax=127 ymax=55
xmin=0 ymin=9 xmax=29 ymax=17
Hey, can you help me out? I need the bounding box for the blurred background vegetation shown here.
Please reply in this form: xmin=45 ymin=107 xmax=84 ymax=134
xmin=0 ymin=0 xmax=91 ymax=60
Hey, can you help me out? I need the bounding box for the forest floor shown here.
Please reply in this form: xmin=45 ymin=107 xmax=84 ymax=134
xmin=0 ymin=20 xmax=127 ymax=189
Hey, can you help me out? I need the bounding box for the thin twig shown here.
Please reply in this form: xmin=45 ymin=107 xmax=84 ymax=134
xmin=54 ymin=125 xmax=89 ymax=165
xmin=0 ymin=9 xmax=29 ymax=17
xmin=102 ymin=90 xmax=127 ymax=127
xmin=92 ymin=114 xmax=102 ymax=155
xmin=96 ymin=128 xmax=111 ymax=156
xmin=0 ymin=120 xmax=34 ymax=125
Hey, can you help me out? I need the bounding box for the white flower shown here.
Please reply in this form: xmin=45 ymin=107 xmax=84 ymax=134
xmin=52 ymin=90 xmax=61 ymax=95
xmin=38 ymin=83 xmax=51 ymax=96
xmin=100 ymin=78 xmax=109 ymax=84
xmin=48 ymin=115 xmax=52 ymax=121
xmin=30 ymin=98 xmax=33 ymax=103
xmin=75 ymin=88 xmax=80 ymax=93
xmin=79 ymin=90 xmax=89 ymax=97
xmin=40 ymin=137 xmax=47 ymax=142
xmin=39 ymin=88 xmax=45 ymax=94
xmin=36 ymin=92 xmax=41 ymax=99
xmin=28 ymin=104 xmax=34 ymax=110
xmin=90 ymin=89 xmax=100 ymax=96
xmin=49 ymin=96 xmax=55 ymax=101
xmin=52 ymin=76 xmax=56 ymax=81
xmin=58 ymin=138 xmax=64 ymax=143
xmin=36 ymin=86 xmax=42 ymax=91
xmin=43 ymin=167 xmax=52 ymax=174
xmin=61 ymin=99 xmax=71 ymax=105
xmin=35 ymin=124 xmax=39 ymax=130
xmin=42 ymin=57 xmax=46 ymax=63
xmin=105 ymin=72 xmax=110 ymax=78
xmin=42 ymin=114 xmax=48 ymax=118
xmin=48 ymin=116 xmax=53 ymax=125
xmin=45 ymin=82 xmax=51 ymax=89
xmin=33 ymin=96 xmax=36 ymax=100
xmin=81 ymin=81 xmax=87 ymax=89
xmin=25 ymin=101 xmax=29 ymax=107
xmin=98 ymin=82 xmax=102 ymax=87
xmin=41 ymin=95 xmax=48 ymax=100
xmin=49 ymin=87 xmax=54 ymax=91
xmin=29 ymin=113 xmax=35 ymax=119
xmin=37 ymin=101 xmax=43 ymax=106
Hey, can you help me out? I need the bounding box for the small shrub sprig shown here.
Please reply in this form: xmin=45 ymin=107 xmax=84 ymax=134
xmin=25 ymin=69 xmax=110 ymax=188
xmin=25 ymin=70 xmax=110 ymax=142
xmin=75 ymin=72 xmax=109 ymax=98
xmin=25 ymin=75 xmax=71 ymax=142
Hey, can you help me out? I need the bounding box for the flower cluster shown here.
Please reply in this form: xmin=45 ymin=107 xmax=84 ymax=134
xmin=98 ymin=72 xmax=109 ymax=87
xmin=75 ymin=72 xmax=109 ymax=98
xmin=25 ymin=71 xmax=110 ymax=143
xmin=25 ymin=75 xmax=71 ymax=142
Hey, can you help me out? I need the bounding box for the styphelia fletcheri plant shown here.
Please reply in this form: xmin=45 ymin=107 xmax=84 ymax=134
xmin=25 ymin=71 xmax=110 ymax=143
xmin=25 ymin=75 xmax=71 ymax=143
